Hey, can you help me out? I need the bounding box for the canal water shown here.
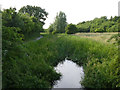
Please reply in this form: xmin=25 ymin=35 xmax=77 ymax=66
xmin=53 ymin=59 xmax=84 ymax=88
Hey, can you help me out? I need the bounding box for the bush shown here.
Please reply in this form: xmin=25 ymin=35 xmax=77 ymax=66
xmin=107 ymin=34 xmax=120 ymax=45
xmin=95 ymin=27 xmax=105 ymax=32
xmin=65 ymin=24 xmax=77 ymax=34
xmin=107 ymin=25 xmax=118 ymax=32
xmin=2 ymin=26 xmax=23 ymax=58
xmin=48 ymin=24 xmax=54 ymax=34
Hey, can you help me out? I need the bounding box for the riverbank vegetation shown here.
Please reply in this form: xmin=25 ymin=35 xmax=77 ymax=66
xmin=3 ymin=33 xmax=119 ymax=88
xmin=2 ymin=5 xmax=120 ymax=88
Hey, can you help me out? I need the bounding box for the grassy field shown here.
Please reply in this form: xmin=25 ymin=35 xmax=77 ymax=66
xmin=74 ymin=32 xmax=118 ymax=44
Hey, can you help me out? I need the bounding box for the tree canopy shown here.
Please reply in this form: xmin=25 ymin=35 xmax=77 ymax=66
xmin=76 ymin=16 xmax=120 ymax=33
xmin=19 ymin=5 xmax=48 ymax=25
xmin=48 ymin=11 xmax=67 ymax=34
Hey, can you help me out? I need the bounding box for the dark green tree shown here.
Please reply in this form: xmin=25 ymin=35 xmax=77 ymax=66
xmin=19 ymin=5 xmax=48 ymax=25
xmin=112 ymin=16 xmax=119 ymax=22
xmin=77 ymin=21 xmax=91 ymax=32
xmin=76 ymin=16 xmax=119 ymax=33
xmin=65 ymin=23 xmax=77 ymax=34
xmin=2 ymin=8 xmax=23 ymax=27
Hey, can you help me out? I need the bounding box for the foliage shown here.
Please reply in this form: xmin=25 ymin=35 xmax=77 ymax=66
xmin=2 ymin=6 xmax=119 ymax=89
xmin=47 ymin=23 xmax=54 ymax=34
xmin=3 ymin=32 xmax=119 ymax=88
xmin=19 ymin=5 xmax=48 ymax=25
xmin=77 ymin=21 xmax=91 ymax=32
xmin=48 ymin=11 xmax=67 ymax=34
xmin=65 ymin=23 xmax=77 ymax=34
xmin=2 ymin=26 xmax=24 ymax=88
xmin=76 ymin=16 xmax=120 ymax=33
xmin=2 ymin=8 xmax=22 ymax=27
xmin=107 ymin=34 xmax=120 ymax=45
xmin=95 ymin=27 xmax=105 ymax=32
xmin=2 ymin=26 xmax=23 ymax=59
xmin=2 ymin=7 xmax=44 ymax=39
xmin=107 ymin=24 xmax=118 ymax=32
xmin=2 ymin=7 xmax=58 ymax=88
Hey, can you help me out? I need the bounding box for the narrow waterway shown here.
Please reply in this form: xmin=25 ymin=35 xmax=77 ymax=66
xmin=36 ymin=35 xmax=43 ymax=40
xmin=53 ymin=59 xmax=84 ymax=88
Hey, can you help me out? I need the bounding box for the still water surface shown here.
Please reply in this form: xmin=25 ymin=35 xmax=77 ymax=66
xmin=53 ymin=59 xmax=84 ymax=88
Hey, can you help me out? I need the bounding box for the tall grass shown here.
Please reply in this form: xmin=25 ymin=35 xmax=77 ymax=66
xmin=3 ymin=34 xmax=119 ymax=88
xmin=25 ymin=34 xmax=119 ymax=88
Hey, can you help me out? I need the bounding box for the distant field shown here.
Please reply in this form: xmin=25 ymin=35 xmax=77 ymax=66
xmin=73 ymin=32 xmax=118 ymax=44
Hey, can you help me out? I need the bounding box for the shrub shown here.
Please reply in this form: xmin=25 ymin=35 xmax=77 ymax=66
xmin=65 ymin=24 xmax=77 ymax=34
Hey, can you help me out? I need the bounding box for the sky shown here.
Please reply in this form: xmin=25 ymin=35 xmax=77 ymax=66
xmin=0 ymin=0 xmax=119 ymax=29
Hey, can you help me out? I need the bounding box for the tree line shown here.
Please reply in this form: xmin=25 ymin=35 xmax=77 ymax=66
xmin=77 ymin=16 xmax=120 ymax=33
xmin=47 ymin=14 xmax=120 ymax=34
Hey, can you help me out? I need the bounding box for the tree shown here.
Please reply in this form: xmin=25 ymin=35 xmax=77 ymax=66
xmin=95 ymin=27 xmax=105 ymax=32
xmin=19 ymin=5 xmax=48 ymax=25
xmin=48 ymin=23 xmax=54 ymax=34
xmin=112 ymin=16 xmax=119 ymax=22
xmin=2 ymin=8 xmax=23 ymax=27
xmin=2 ymin=7 xmax=44 ymax=40
xmin=65 ymin=23 xmax=77 ymax=34
xmin=2 ymin=26 xmax=23 ymax=59
xmin=77 ymin=21 xmax=91 ymax=32
xmin=107 ymin=25 xmax=118 ymax=32
xmin=52 ymin=11 xmax=67 ymax=33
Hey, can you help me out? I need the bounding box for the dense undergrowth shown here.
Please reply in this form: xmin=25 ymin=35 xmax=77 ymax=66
xmin=3 ymin=34 xmax=119 ymax=88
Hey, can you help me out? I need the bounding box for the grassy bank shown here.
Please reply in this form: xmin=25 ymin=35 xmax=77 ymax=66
xmin=74 ymin=32 xmax=118 ymax=44
xmin=3 ymin=34 xmax=119 ymax=88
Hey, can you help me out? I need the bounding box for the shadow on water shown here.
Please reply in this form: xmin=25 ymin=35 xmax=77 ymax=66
xmin=52 ymin=58 xmax=84 ymax=88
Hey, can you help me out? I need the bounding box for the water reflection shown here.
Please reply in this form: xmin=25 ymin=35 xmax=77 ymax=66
xmin=53 ymin=59 xmax=84 ymax=88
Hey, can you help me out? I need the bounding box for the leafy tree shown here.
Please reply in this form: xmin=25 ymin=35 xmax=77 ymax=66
xmin=65 ymin=23 xmax=77 ymax=34
xmin=19 ymin=5 xmax=48 ymax=25
xmin=47 ymin=23 xmax=54 ymax=34
xmin=112 ymin=16 xmax=119 ymax=22
xmin=52 ymin=11 xmax=67 ymax=33
xmin=77 ymin=21 xmax=91 ymax=32
xmin=107 ymin=25 xmax=118 ymax=32
xmin=95 ymin=27 xmax=105 ymax=32
xmin=19 ymin=13 xmax=34 ymax=34
xmin=2 ymin=7 xmax=44 ymax=38
xmin=2 ymin=8 xmax=24 ymax=61
xmin=76 ymin=16 xmax=119 ymax=33
xmin=2 ymin=8 xmax=23 ymax=27
xmin=31 ymin=16 xmax=43 ymax=32
xmin=2 ymin=26 xmax=23 ymax=60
